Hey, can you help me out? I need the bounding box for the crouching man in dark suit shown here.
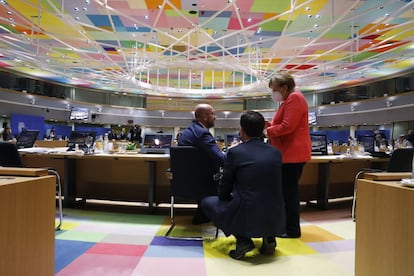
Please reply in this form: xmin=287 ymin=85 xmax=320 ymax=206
xmin=201 ymin=110 xmax=285 ymax=260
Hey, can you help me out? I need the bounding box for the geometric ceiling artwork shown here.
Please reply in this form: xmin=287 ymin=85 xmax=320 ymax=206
xmin=0 ymin=0 xmax=414 ymax=99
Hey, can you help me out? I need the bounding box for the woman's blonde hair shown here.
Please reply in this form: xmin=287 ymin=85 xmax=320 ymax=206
xmin=268 ymin=73 xmax=296 ymax=92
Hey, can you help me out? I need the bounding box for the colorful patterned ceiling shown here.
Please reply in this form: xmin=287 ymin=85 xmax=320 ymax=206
xmin=0 ymin=0 xmax=414 ymax=98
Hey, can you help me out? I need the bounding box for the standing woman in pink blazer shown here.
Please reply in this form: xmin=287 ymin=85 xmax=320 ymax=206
xmin=265 ymin=73 xmax=311 ymax=238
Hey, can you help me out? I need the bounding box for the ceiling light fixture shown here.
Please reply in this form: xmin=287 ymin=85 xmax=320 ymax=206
xmin=0 ymin=0 xmax=411 ymax=99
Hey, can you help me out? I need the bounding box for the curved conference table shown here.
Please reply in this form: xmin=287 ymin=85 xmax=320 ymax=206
xmin=19 ymin=149 xmax=388 ymax=211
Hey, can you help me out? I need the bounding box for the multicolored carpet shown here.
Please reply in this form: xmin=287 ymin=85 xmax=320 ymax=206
xmin=55 ymin=203 xmax=355 ymax=276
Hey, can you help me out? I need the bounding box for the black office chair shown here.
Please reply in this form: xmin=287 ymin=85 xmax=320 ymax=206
xmin=165 ymin=146 xmax=219 ymax=240
xmin=0 ymin=142 xmax=63 ymax=230
xmin=352 ymin=148 xmax=414 ymax=220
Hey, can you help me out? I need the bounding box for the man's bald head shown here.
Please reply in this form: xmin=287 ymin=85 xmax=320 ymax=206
xmin=194 ymin=103 xmax=216 ymax=128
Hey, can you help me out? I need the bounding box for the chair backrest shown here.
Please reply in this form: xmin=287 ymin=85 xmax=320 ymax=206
xmin=386 ymin=148 xmax=414 ymax=172
xmin=0 ymin=142 xmax=24 ymax=167
xmin=169 ymin=146 xmax=219 ymax=200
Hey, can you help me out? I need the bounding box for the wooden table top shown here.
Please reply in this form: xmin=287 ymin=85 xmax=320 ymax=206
xmin=0 ymin=167 xmax=49 ymax=177
xmin=363 ymin=172 xmax=412 ymax=181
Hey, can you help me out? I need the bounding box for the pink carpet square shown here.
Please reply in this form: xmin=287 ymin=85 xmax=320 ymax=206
xmin=56 ymin=254 xmax=140 ymax=276
xmin=86 ymin=243 xmax=147 ymax=256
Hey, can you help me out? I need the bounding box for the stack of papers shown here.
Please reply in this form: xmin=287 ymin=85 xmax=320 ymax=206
xmin=400 ymin=178 xmax=414 ymax=188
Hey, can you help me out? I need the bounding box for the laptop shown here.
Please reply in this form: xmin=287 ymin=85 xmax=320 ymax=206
xmin=16 ymin=130 xmax=39 ymax=148
xmin=67 ymin=131 xmax=97 ymax=152
xmin=310 ymin=134 xmax=328 ymax=155
xmin=140 ymin=133 xmax=174 ymax=154
xmin=357 ymin=135 xmax=390 ymax=158
xmin=357 ymin=135 xmax=375 ymax=153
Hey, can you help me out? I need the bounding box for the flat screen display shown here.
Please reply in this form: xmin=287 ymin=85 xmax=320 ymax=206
xmin=16 ymin=130 xmax=39 ymax=148
xmin=358 ymin=135 xmax=375 ymax=153
xmin=310 ymin=134 xmax=328 ymax=155
xmin=140 ymin=133 xmax=174 ymax=154
xmin=142 ymin=134 xmax=173 ymax=149
xmin=308 ymin=111 xmax=317 ymax=125
xmin=67 ymin=131 xmax=97 ymax=150
xmin=70 ymin=107 xmax=90 ymax=120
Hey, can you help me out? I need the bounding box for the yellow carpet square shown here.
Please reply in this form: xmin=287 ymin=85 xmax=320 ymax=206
xmin=56 ymin=221 xmax=79 ymax=231
xmin=204 ymin=236 xmax=263 ymax=259
xmin=276 ymin=238 xmax=317 ymax=256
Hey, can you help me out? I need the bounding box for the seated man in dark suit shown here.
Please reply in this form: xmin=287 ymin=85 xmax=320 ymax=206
xmin=201 ymin=111 xmax=285 ymax=260
xmin=178 ymin=103 xmax=225 ymax=225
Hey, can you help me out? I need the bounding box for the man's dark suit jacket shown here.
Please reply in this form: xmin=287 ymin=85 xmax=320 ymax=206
xmin=201 ymin=138 xmax=286 ymax=238
xmin=178 ymin=121 xmax=225 ymax=168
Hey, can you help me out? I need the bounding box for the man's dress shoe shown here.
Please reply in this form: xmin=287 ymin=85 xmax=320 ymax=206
xmin=229 ymin=241 xmax=255 ymax=260
xmin=259 ymin=241 xmax=276 ymax=255
xmin=259 ymin=237 xmax=277 ymax=255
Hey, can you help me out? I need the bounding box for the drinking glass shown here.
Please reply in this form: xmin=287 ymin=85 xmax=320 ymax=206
xmin=85 ymin=136 xmax=94 ymax=154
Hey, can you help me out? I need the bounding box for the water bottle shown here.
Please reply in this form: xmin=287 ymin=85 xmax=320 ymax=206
xmin=103 ymin=133 xmax=109 ymax=153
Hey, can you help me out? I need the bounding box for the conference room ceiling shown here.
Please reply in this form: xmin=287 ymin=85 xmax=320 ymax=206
xmin=0 ymin=0 xmax=414 ymax=99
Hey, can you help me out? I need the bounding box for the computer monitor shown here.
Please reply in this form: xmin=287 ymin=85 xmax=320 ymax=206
xmin=140 ymin=133 xmax=174 ymax=154
xmin=16 ymin=130 xmax=39 ymax=148
xmin=225 ymin=133 xmax=241 ymax=149
xmin=310 ymin=134 xmax=328 ymax=155
xmin=67 ymin=130 xmax=97 ymax=151
xmin=69 ymin=107 xmax=90 ymax=121
xmin=357 ymin=135 xmax=375 ymax=153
